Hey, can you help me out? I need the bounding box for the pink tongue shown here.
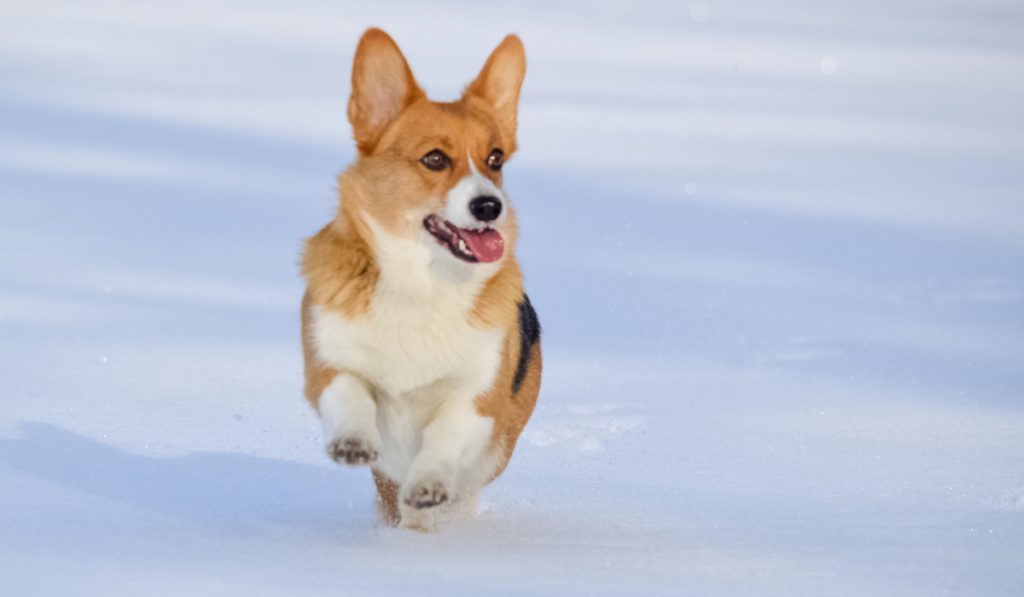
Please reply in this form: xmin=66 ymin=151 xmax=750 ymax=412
xmin=459 ymin=227 xmax=504 ymax=263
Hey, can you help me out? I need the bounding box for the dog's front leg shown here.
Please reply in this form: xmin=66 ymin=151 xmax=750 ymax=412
xmin=319 ymin=373 xmax=381 ymax=466
xmin=399 ymin=395 xmax=493 ymax=531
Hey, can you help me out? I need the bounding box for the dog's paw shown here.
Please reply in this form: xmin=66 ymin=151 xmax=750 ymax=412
xmin=326 ymin=436 xmax=378 ymax=466
xmin=403 ymin=478 xmax=450 ymax=509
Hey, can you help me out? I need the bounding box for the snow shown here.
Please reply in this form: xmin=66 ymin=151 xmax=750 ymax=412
xmin=2 ymin=0 xmax=1023 ymax=594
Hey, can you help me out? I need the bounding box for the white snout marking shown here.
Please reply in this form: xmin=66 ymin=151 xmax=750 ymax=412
xmin=442 ymin=153 xmax=506 ymax=230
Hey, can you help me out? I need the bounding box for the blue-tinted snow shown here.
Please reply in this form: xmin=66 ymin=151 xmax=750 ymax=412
xmin=1 ymin=1 xmax=1022 ymax=595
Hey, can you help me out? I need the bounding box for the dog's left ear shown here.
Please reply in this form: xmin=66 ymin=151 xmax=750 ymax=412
xmin=465 ymin=34 xmax=526 ymax=145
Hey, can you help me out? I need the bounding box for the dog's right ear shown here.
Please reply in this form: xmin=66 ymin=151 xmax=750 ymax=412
xmin=348 ymin=28 xmax=424 ymax=155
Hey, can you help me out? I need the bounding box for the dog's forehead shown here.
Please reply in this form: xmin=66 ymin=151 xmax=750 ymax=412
xmin=401 ymin=100 xmax=500 ymax=149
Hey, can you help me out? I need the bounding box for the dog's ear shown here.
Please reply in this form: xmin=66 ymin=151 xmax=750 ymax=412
xmin=348 ymin=28 xmax=424 ymax=154
xmin=465 ymin=34 xmax=526 ymax=145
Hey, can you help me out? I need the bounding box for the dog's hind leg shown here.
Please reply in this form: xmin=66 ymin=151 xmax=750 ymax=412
xmin=373 ymin=469 xmax=400 ymax=526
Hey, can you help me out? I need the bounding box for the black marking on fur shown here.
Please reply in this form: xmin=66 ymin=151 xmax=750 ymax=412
xmin=513 ymin=294 xmax=541 ymax=395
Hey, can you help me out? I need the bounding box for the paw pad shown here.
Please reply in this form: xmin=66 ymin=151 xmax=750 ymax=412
xmin=404 ymin=481 xmax=449 ymax=509
xmin=326 ymin=437 xmax=378 ymax=465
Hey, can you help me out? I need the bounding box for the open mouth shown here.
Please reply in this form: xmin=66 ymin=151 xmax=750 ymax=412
xmin=424 ymin=214 xmax=504 ymax=263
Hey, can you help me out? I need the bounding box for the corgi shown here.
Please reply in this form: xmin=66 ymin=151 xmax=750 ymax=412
xmin=300 ymin=28 xmax=541 ymax=532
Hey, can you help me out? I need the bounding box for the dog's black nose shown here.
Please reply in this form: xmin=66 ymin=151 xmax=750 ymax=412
xmin=469 ymin=195 xmax=502 ymax=222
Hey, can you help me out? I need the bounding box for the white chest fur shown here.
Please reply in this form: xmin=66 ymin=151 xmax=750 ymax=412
xmin=311 ymin=218 xmax=504 ymax=400
xmin=311 ymin=291 xmax=503 ymax=401
xmin=309 ymin=220 xmax=506 ymax=483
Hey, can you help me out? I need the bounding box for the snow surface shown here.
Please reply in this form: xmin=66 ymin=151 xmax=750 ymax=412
xmin=2 ymin=1 xmax=1023 ymax=595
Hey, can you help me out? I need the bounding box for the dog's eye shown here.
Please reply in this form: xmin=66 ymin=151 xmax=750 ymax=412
xmin=486 ymin=148 xmax=505 ymax=171
xmin=420 ymin=149 xmax=450 ymax=171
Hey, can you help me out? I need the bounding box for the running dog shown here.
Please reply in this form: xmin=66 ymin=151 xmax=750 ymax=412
xmin=300 ymin=28 xmax=541 ymax=531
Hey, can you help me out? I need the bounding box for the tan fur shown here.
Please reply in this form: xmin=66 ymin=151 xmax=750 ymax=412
xmin=300 ymin=28 xmax=540 ymax=527
xmin=476 ymin=324 xmax=543 ymax=482
xmin=302 ymin=217 xmax=379 ymax=319
xmin=300 ymin=291 xmax=337 ymax=411
xmin=373 ymin=469 xmax=401 ymax=526
xmin=470 ymin=250 xmax=523 ymax=328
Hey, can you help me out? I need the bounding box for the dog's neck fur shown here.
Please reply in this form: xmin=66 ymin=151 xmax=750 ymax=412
xmin=303 ymin=197 xmax=522 ymax=331
xmin=303 ymin=150 xmax=526 ymax=330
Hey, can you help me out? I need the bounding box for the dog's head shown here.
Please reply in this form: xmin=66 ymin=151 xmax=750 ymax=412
xmin=339 ymin=28 xmax=526 ymax=267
